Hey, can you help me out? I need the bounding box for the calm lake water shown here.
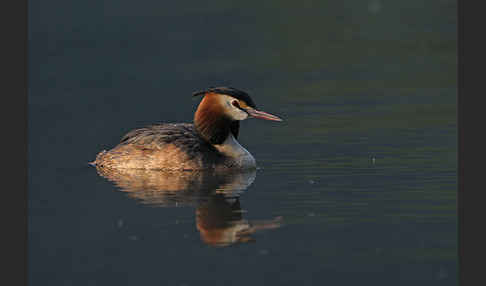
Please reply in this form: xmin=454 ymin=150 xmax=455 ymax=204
xmin=28 ymin=1 xmax=457 ymax=285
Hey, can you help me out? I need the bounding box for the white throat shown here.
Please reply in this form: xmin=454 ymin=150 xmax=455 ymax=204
xmin=214 ymin=133 xmax=256 ymax=168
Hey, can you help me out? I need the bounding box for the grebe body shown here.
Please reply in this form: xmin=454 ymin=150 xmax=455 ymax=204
xmin=92 ymin=87 xmax=282 ymax=171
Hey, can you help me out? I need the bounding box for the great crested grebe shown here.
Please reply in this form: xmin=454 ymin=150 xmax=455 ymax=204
xmin=92 ymin=87 xmax=282 ymax=170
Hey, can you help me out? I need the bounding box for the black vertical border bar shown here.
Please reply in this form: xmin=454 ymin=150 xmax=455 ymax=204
xmin=459 ymin=0 xmax=486 ymax=285
xmin=0 ymin=0 xmax=28 ymax=285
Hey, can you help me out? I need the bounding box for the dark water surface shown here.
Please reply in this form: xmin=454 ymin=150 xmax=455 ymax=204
xmin=28 ymin=1 xmax=457 ymax=285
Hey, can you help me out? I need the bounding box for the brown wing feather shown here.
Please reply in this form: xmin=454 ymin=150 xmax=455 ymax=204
xmin=117 ymin=123 xmax=223 ymax=161
xmin=94 ymin=123 xmax=227 ymax=170
xmin=120 ymin=123 xmax=197 ymax=148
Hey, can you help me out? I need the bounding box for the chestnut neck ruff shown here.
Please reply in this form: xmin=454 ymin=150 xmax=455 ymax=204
xmin=194 ymin=94 xmax=240 ymax=145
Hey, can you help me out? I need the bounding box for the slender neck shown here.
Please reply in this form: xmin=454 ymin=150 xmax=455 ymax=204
xmin=194 ymin=95 xmax=239 ymax=145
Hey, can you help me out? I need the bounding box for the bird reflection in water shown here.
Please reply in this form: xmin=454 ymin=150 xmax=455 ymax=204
xmin=95 ymin=165 xmax=282 ymax=247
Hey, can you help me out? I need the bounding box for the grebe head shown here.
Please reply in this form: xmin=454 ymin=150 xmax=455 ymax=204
xmin=193 ymin=87 xmax=283 ymax=144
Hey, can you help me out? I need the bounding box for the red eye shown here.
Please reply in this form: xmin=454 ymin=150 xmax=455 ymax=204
xmin=232 ymin=101 xmax=240 ymax=108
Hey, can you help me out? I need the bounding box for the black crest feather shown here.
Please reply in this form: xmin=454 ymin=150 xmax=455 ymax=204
xmin=192 ymin=86 xmax=257 ymax=108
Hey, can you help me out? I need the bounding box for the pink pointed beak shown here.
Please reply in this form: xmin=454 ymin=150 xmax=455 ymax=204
xmin=245 ymin=108 xmax=283 ymax=121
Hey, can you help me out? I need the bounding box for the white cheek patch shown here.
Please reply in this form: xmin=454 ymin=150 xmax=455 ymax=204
xmin=220 ymin=95 xmax=248 ymax=121
xmin=231 ymin=109 xmax=248 ymax=120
